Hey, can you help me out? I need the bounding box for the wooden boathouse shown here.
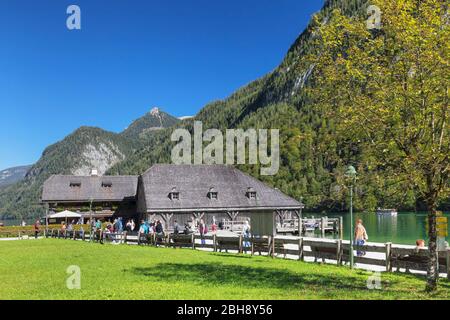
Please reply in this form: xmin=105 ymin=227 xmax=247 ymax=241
xmin=41 ymin=164 xmax=304 ymax=230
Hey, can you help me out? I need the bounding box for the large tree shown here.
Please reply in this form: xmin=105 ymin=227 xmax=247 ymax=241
xmin=307 ymin=0 xmax=449 ymax=291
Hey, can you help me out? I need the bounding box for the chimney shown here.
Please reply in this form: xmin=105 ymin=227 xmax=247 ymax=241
xmin=90 ymin=169 xmax=98 ymax=176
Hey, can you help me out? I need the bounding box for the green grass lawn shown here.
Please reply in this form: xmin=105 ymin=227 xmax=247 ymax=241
xmin=0 ymin=239 xmax=449 ymax=300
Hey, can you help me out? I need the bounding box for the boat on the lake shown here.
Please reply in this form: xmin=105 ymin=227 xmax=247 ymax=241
xmin=376 ymin=208 xmax=398 ymax=216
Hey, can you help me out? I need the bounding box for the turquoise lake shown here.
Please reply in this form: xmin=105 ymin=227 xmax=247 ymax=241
xmin=307 ymin=211 xmax=450 ymax=245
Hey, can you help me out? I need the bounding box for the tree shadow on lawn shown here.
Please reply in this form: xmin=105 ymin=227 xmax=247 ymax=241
xmin=130 ymin=262 xmax=386 ymax=292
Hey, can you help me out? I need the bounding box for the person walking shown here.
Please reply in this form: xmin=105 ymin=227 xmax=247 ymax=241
xmin=354 ymin=219 xmax=368 ymax=256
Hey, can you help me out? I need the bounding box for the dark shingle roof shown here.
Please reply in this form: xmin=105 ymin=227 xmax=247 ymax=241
xmin=139 ymin=164 xmax=303 ymax=212
xmin=42 ymin=175 xmax=138 ymax=202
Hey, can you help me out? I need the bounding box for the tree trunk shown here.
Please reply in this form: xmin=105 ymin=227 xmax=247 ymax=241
xmin=426 ymin=203 xmax=438 ymax=292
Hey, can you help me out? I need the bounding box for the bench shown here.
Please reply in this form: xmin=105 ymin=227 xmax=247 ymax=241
xmin=310 ymin=243 xmax=349 ymax=264
xmin=154 ymin=233 xmax=167 ymax=246
xmin=391 ymin=250 xmax=448 ymax=273
xmin=216 ymin=237 xmax=241 ymax=253
xmin=251 ymin=237 xmax=270 ymax=256
xmin=170 ymin=233 xmax=194 ymax=248
xmin=272 ymin=239 xmax=288 ymax=258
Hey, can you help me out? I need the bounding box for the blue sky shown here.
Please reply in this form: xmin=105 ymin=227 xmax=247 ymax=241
xmin=0 ymin=0 xmax=324 ymax=171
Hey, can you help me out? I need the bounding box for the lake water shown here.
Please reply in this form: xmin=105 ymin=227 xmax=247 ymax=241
xmin=308 ymin=212 xmax=450 ymax=245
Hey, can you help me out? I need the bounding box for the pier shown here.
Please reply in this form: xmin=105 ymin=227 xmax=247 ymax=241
xmin=276 ymin=217 xmax=343 ymax=236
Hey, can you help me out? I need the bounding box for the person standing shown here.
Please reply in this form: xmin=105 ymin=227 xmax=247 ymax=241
xmin=138 ymin=220 xmax=146 ymax=245
xmin=95 ymin=219 xmax=103 ymax=243
xmin=198 ymin=219 xmax=208 ymax=245
xmin=33 ymin=220 xmax=40 ymax=239
xmin=354 ymin=219 xmax=368 ymax=256
xmin=173 ymin=220 xmax=181 ymax=235
xmin=242 ymin=220 xmax=251 ymax=248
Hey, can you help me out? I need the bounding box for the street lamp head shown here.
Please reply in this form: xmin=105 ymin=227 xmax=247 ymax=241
xmin=345 ymin=165 xmax=357 ymax=178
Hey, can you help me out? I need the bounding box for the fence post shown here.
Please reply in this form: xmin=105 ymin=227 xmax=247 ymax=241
xmin=239 ymin=235 xmax=243 ymax=254
xmin=213 ymin=234 xmax=217 ymax=252
xmin=251 ymin=235 xmax=255 ymax=256
xmin=385 ymin=242 xmax=392 ymax=272
xmin=446 ymin=248 xmax=450 ymax=281
xmin=321 ymin=217 xmax=325 ymax=237
xmin=271 ymin=236 xmax=275 ymax=258
xmin=337 ymin=239 xmax=342 ymax=266
xmin=339 ymin=217 xmax=343 ymax=240
xmin=191 ymin=233 xmax=195 ymax=250
xmin=298 ymin=237 xmax=303 ymax=261
xmin=298 ymin=218 xmax=302 ymax=236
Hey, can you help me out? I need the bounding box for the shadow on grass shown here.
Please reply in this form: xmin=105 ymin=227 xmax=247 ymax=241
xmin=130 ymin=262 xmax=370 ymax=291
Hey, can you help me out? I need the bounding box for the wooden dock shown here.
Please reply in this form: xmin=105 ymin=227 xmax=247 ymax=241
xmin=277 ymin=217 xmax=343 ymax=236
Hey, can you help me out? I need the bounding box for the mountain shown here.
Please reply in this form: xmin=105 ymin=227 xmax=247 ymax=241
xmin=0 ymin=165 xmax=32 ymax=189
xmin=0 ymin=109 xmax=179 ymax=219
xmin=3 ymin=0 xmax=445 ymax=218
xmin=108 ymin=0 xmax=447 ymax=212
xmin=107 ymin=0 xmax=382 ymax=211
xmin=121 ymin=107 xmax=180 ymax=140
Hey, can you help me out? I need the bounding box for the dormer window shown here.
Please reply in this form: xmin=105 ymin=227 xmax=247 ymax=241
xmin=169 ymin=187 xmax=179 ymax=200
xmin=69 ymin=181 xmax=81 ymax=188
xmin=208 ymin=187 xmax=218 ymax=200
xmin=101 ymin=181 xmax=112 ymax=188
xmin=246 ymin=187 xmax=257 ymax=199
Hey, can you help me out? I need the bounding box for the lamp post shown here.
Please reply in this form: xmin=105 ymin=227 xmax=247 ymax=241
xmin=89 ymin=197 xmax=94 ymax=242
xmin=345 ymin=165 xmax=357 ymax=269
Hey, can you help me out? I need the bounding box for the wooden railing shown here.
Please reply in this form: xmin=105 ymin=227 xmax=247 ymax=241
xmin=42 ymin=229 xmax=450 ymax=279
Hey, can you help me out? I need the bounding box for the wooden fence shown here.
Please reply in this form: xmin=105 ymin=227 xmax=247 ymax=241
xmin=41 ymin=229 xmax=450 ymax=279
